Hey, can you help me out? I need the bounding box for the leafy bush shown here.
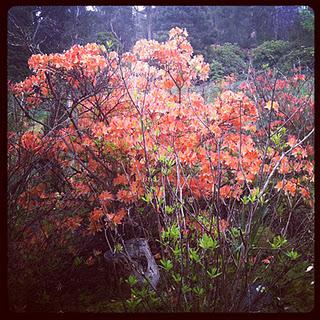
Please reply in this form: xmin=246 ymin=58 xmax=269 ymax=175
xmin=252 ymin=40 xmax=313 ymax=73
xmin=283 ymin=45 xmax=314 ymax=71
xmin=206 ymin=43 xmax=247 ymax=80
xmin=252 ymin=40 xmax=291 ymax=70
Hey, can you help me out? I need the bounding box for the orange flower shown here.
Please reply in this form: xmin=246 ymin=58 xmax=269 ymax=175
xmin=113 ymin=175 xmax=129 ymax=186
xmin=64 ymin=216 xmax=83 ymax=232
xmin=90 ymin=208 xmax=104 ymax=222
xmin=21 ymin=131 xmax=41 ymax=152
xmin=287 ymin=135 xmax=297 ymax=148
xmin=220 ymin=185 xmax=232 ymax=199
xmin=99 ymin=191 xmax=114 ymax=203
xmin=300 ymin=187 xmax=310 ymax=199
xmin=107 ymin=208 xmax=127 ymax=225
xmin=163 ymin=78 xmax=175 ymax=90
xmin=278 ymin=156 xmax=290 ymax=174
xmin=92 ymin=122 xmax=108 ymax=138
xmin=275 ymin=180 xmax=285 ymax=191
xmin=284 ymin=179 xmax=297 ymax=196
xmin=73 ymin=182 xmax=90 ymax=195
xmin=10 ymin=27 xmax=314 ymax=239
xmin=276 ymin=179 xmax=297 ymax=196
xmin=292 ymin=146 xmax=307 ymax=159
xmin=117 ymin=189 xmax=135 ymax=204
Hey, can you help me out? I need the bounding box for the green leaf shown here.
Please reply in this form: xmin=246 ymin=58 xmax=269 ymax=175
xmin=167 ymin=145 xmax=174 ymax=153
xmin=269 ymin=235 xmax=288 ymax=249
xmin=199 ymin=233 xmax=218 ymax=250
xmin=165 ymin=205 xmax=174 ymax=215
xmin=74 ymin=256 xmax=82 ymax=266
xmin=162 ymin=224 xmax=180 ymax=242
xmin=160 ymin=259 xmax=173 ymax=271
xmin=172 ymin=273 xmax=182 ymax=283
xmin=193 ymin=286 xmax=204 ymax=296
xmin=189 ymin=247 xmax=200 ymax=262
xmin=114 ymin=243 xmax=123 ymax=253
xmin=207 ymin=266 xmax=222 ymax=279
xmin=230 ymin=227 xmax=240 ymax=238
xmin=141 ymin=192 xmax=152 ymax=203
xmin=126 ymin=275 xmax=138 ymax=286
xmin=241 ymin=196 xmax=250 ymax=205
xmin=182 ymin=284 xmax=192 ymax=294
xmin=285 ymin=249 xmax=301 ymax=260
xmin=172 ymin=245 xmax=181 ymax=257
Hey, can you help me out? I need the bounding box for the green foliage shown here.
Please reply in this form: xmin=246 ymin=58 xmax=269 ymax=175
xmin=271 ymin=127 xmax=287 ymax=150
xmin=126 ymin=275 xmax=138 ymax=286
xmin=126 ymin=296 xmax=142 ymax=311
xmin=272 ymin=261 xmax=314 ymax=312
xmin=161 ymin=224 xmax=180 ymax=242
xmin=285 ymin=249 xmax=300 ymax=260
xmin=283 ymin=45 xmax=314 ymax=71
xmin=172 ymin=272 xmax=182 ymax=283
xmin=206 ymin=266 xmax=222 ymax=279
xmin=74 ymin=256 xmax=83 ymax=266
xmin=193 ymin=286 xmax=204 ymax=296
xmin=160 ymin=258 xmax=173 ymax=271
xmin=251 ymin=226 xmax=275 ymax=249
xmin=165 ymin=205 xmax=174 ymax=215
xmin=208 ymin=60 xmax=224 ymax=80
xmin=96 ymin=31 xmax=121 ymax=51
xmin=241 ymin=188 xmax=260 ymax=205
xmin=207 ymin=43 xmax=247 ymax=80
xmin=252 ymin=40 xmax=291 ymax=69
xmin=199 ymin=233 xmax=218 ymax=250
xmin=252 ymin=40 xmax=314 ymax=73
xmin=189 ymin=247 xmax=200 ymax=262
xmin=269 ymin=235 xmax=288 ymax=249
xmin=299 ymin=6 xmax=314 ymax=32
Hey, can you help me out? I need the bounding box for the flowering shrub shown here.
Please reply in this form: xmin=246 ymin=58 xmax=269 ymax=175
xmin=8 ymin=27 xmax=314 ymax=312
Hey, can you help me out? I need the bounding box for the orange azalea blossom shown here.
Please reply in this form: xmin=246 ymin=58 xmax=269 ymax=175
xmin=90 ymin=208 xmax=104 ymax=222
xmin=9 ymin=27 xmax=314 ymax=238
xmin=64 ymin=216 xmax=83 ymax=232
xmin=278 ymin=156 xmax=290 ymax=174
xmin=116 ymin=189 xmax=136 ymax=204
xmin=107 ymin=208 xmax=127 ymax=225
xmin=73 ymin=182 xmax=91 ymax=195
xmin=299 ymin=187 xmax=310 ymax=200
xmin=275 ymin=179 xmax=298 ymax=196
xmin=287 ymin=135 xmax=297 ymax=147
xmin=21 ymin=131 xmax=42 ymax=152
xmin=92 ymin=122 xmax=108 ymax=138
xmin=275 ymin=180 xmax=285 ymax=191
xmin=292 ymin=146 xmax=307 ymax=159
xmin=220 ymin=185 xmax=232 ymax=199
xmin=113 ymin=174 xmax=129 ymax=186
xmin=99 ymin=191 xmax=114 ymax=203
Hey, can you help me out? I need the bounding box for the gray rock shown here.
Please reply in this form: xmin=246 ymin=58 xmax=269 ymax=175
xmin=104 ymin=238 xmax=160 ymax=290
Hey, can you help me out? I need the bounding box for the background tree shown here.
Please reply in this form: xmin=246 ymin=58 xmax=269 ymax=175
xmin=8 ymin=5 xmax=314 ymax=82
